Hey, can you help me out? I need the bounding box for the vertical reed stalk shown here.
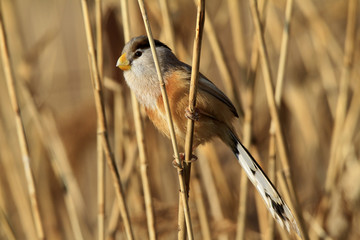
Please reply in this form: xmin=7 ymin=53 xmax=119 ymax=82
xmin=267 ymin=135 xmax=276 ymax=240
xmin=191 ymin=166 xmax=212 ymax=240
xmin=158 ymin=0 xmax=176 ymax=51
xmin=277 ymin=172 xmax=302 ymax=240
xmin=198 ymin=147 xmax=228 ymax=240
xmin=38 ymin=111 xmax=88 ymax=240
xmin=0 ymin=122 xmax=37 ymax=239
xmin=236 ymin=1 xmax=267 ymax=239
xmin=136 ymin=0 xmax=194 ymax=239
xmin=184 ymin=0 xmax=205 ymax=167
xmin=267 ymin=0 xmax=294 ymax=238
xmin=133 ymin=94 xmax=158 ymax=240
xmin=0 ymin=8 xmax=45 ymax=240
xmin=249 ymin=0 xmax=308 ymax=239
xmin=62 ymin=183 xmax=85 ymax=240
xmin=95 ymin=0 xmax=105 ymax=239
xmin=80 ymin=0 xmax=134 ymax=239
xmin=206 ymin=145 xmax=234 ymax=208
xmin=96 ymin=133 xmax=105 ymax=240
xmin=0 ymin=208 xmax=16 ymax=240
xmin=120 ymin=0 xmax=157 ymax=239
xmin=179 ymin=1 xmax=205 ymax=239
xmin=235 ymin=107 xmax=251 ymax=240
xmin=297 ymin=0 xmax=342 ymax=66
xmin=227 ymin=0 xmax=247 ymax=68
xmin=325 ymin=0 xmax=358 ymax=193
xmin=201 ymin=3 xmax=243 ymax=116
xmin=16 ymin=66 xmax=88 ymax=239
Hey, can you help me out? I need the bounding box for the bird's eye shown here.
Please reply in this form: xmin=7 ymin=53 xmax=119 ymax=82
xmin=134 ymin=51 xmax=142 ymax=57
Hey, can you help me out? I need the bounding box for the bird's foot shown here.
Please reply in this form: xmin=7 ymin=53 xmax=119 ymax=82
xmin=180 ymin=152 xmax=198 ymax=163
xmin=185 ymin=154 xmax=198 ymax=164
xmin=185 ymin=107 xmax=200 ymax=121
xmin=172 ymin=159 xmax=182 ymax=170
xmin=172 ymin=153 xmax=198 ymax=169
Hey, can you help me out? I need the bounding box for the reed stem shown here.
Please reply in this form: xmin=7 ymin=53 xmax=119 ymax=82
xmin=249 ymin=0 xmax=308 ymax=238
xmin=178 ymin=0 xmax=205 ymax=239
xmin=95 ymin=0 xmax=105 ymax=239
xmin=120 ymin=0 xmax=158 ymax=238
xmin=80 ymin=0 xmax=134 ymax=238
xmin=0 ymin=8 xmax=45 ymax=240
xmin=136 ymin=0 xmax=194 ymax=238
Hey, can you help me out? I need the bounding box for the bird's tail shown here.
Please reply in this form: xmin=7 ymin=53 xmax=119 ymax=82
xmin=225 ymin=129 xmax=301 ymax=236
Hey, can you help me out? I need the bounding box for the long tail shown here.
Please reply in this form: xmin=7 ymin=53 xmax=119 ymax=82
xmin=227 ymin=130 xmax=301 ymax=236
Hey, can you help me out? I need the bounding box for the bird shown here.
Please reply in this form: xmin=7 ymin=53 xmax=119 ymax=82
xmin=116 ymin=35 xmax=300 ymax=236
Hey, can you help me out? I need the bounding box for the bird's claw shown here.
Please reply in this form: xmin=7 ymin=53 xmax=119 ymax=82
xmin=172 ymin=153 xmax=184 ymax=169
xmin=185 ymin=107 xmax=200 ymax=121
xmin=172 ymin=153 xmax=198 ymax=169
xmin=185 ymin=154 xmax=198 ymax=164
xmin=172 ymin=159 xmax=183 ymax=170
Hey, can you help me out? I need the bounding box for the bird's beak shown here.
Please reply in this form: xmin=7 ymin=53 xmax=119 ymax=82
xmin=116 ymin=53 xmax=131 ymax=71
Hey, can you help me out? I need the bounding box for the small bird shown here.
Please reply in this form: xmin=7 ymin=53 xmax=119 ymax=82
xmin=117 ymin=35 xmax=300 ymax=235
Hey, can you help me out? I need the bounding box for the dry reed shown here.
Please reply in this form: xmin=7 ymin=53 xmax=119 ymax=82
xmin=236 ymin=0 xmax=266 ymax=239
xmin=249 ymin=0 xmax=308 ymax=238
xmin=1 ymin=1 xmax=359 ymax=240
xmin=325 ymin=0 xmax=358 ymax=193
xmin=120 ymin=0 xmax=157 ymax=239
xmin=267 ymin=0 xmax=294 ymax=238
xmin=80 ymin=0 xmax=134 ymax=238
xmin=177 ymin=1 xmax=205 ymax=239
xmin=136 ymin=0 xmax=194 ymax=239
xmin=95 ymin=0 xmax=105 ymax=239
xmin=0 ymin=7 xmax=45 ymax=240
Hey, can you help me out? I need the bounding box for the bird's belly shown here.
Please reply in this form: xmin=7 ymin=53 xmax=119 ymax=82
xmin=145 ymin=106 xmax=185 ymax=146
xmin=145 ymin=106 xmax=219 ymax=150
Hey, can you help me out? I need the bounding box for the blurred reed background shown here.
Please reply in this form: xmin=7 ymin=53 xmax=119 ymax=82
xmin=0 ymin=0 xmax=359 ymax=239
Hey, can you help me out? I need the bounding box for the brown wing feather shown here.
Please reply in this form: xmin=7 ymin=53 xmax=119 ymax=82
xmin=177 ymin=64 xmax=239 ymax=118
xmin=198 ymin=74 xmax=239 ymax=117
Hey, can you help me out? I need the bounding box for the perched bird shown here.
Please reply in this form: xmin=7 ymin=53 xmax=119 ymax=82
xmin=117 ymin=35 xmax=300 ymax=235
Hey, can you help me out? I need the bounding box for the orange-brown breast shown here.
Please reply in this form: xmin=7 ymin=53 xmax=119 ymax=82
xmin=145 ymin=71 xmax=188 ymax=148
xmin=145 ymin=70 xmax=237 ymax=150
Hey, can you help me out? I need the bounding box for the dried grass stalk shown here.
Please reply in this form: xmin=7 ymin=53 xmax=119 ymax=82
xmin=178 ymin=0 xmax=205 ymax=239
xmin=202 ymin=4 xmax=243 ymax=116
xmin=184 ymin=0 xmax=205 ymax=164
xmin=158 ymin=0 xmax=175 ymax=51
xmin=249 ymin=0 xmax=308 ymax=239
xmin=120 ymin=0 xmax=157 ymax=238
xmin=236 ymin=0 xmax=267 ymax=238
xmin=79 ymin=0 xmax=134 ymax=239
xmin=136 ymin=0 xmax=194 ymax=238
xmin=198 ymin=147 xmax=229 ymax=240
xmin=0 ymin=208 xmax=16 ymax=240
xmin=227 ymin=0 xmax=247 ymax=68
xmin=325 ymin=0 xmax=358 ymax=193
xmin=191 ymin=166 xmax=212 ymax=239
xmin=0 ymin=8 xmax=45 ymax=240
xmin=40 ymin=111 xmax=88 ymax=240
xmin=133 ymin=95 xmax=157 ymax=240
xmin=267 ymin=0 xmax=294 ymax=238
xmin=95 ymin=0 xmax=105 ymax=239
xmin=15 ymin=64 xmax=88 ymax=239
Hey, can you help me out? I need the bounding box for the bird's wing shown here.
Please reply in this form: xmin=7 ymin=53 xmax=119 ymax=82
xmin=178 ymin=64 xmax=239 ymax=117
xmin=198 ymin=74 xmax=239 ymax=117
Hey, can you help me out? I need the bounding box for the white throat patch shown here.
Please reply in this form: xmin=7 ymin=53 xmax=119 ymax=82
xmin=123 ymin=69 xmax=164 ymax=109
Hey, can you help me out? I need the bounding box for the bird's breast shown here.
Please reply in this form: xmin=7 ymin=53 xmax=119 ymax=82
xmin=144 ymin=71 xmax=189 ymax=145
xmin=123 ymin=69 xmax=161 ymax=109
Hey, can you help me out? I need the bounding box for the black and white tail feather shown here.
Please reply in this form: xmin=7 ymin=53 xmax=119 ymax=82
xmin=228 ymin=130 xmax=301 ymax=236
